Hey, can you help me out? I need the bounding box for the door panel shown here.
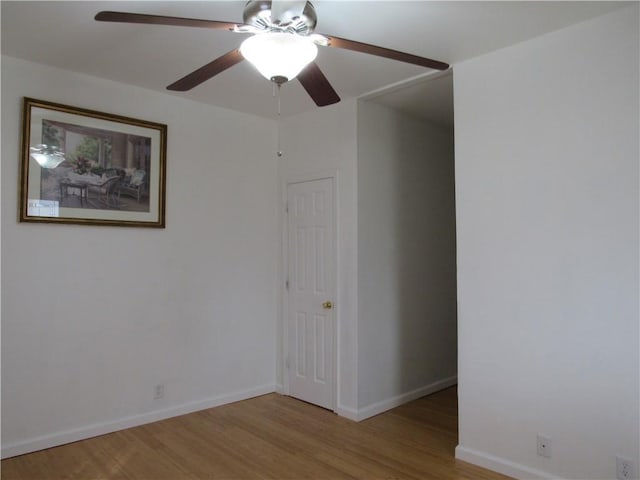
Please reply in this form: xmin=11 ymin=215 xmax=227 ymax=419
xmin=287 ymin=178 xmax=335 ymax=409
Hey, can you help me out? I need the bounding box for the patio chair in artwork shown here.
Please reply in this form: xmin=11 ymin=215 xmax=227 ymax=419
xmin=87 ymin=176 xmax=122 ymax=208
xmin=117 ymin=169 xmax=147 ymax=202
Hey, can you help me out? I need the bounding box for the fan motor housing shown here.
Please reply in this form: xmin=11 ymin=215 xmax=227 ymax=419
xmin=243 ymin=1 xmax=317 ymax=35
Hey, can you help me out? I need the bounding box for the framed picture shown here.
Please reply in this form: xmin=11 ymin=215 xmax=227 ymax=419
xmin=19 ymin=97 xmax=167 ymax=228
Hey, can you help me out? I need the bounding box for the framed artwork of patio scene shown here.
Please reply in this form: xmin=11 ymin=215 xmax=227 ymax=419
xmin=19 ymin=97 xmax=167 ymax=228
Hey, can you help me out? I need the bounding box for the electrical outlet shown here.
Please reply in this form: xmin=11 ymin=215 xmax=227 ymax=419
xmin=616 ymin=456 xmax=634 ymax=480
xmin=154 ymin=384 xmax=164 ymax=400
xmin=537 ymin=434 xmax=551 ymax=458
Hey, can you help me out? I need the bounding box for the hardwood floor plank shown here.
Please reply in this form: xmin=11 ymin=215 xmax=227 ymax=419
xmin=1 ymin=387 xmax=512 ymax=480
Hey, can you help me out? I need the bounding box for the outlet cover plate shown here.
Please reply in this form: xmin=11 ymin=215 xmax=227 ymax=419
xmin=537 ymin=434 xmax=551 ymax=458
xmin=616 ymin=455 xmax=634 ymax=480
xmin=154 ymin=384 xmax=165 ymax=400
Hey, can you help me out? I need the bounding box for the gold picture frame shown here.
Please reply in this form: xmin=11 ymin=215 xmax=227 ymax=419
xmin=20 ymin=97 xmax=167 ymax=228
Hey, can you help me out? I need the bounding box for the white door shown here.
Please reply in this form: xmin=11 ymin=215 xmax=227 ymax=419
xmin=286 ymin=178 xmax=335 ymax=410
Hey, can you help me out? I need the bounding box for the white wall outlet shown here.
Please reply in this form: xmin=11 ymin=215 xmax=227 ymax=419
xmin=616 ymin=455 xmax=634 ymax=480
xmin=537 ymin=434 xmax=551 ymax=458
xmin=154 ymin=384 xmax=164 ymax=400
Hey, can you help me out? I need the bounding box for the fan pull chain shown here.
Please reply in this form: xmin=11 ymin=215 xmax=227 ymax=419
xmin=275 ymin=83 xmax=283 ymax=157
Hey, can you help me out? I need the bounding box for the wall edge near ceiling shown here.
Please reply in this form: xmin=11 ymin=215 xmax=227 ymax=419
xmin=1 ymin=383 xmax=276 ymax=459
xmin=358 ymin=69 xmax=452 ymax=103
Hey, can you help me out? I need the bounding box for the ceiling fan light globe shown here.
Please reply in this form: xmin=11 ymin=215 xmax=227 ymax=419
xmin=29 ymin=144 xmax=66 ymax=169
xmin=240 ymin=32 xmax=317 ymax=83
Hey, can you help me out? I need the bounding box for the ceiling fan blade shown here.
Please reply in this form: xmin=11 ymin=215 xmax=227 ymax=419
xmin=321 ymin=35 xmax=449 ymax=71
xmin=297 ymin=62 xmax=340 ymax=107
xmin=270 ymin=0 xmax=307 ymax=26
xmin=167 ymin=49 xmax=244 ymax=91
xmin=95 ymin=11 xmax=242 ymax=32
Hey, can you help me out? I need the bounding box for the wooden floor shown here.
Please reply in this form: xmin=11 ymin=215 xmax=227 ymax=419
xmin=1 ymin=387 xmax=512 ymax=480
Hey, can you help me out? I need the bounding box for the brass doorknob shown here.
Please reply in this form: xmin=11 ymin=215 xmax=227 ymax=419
xmin=322 ymin=301 xmax=333 ymax=310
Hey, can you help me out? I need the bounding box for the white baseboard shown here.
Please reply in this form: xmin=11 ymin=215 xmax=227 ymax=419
xmin=335 ymin=404 xmax=359 ymax=421
xmin=2 ymin=384 xmax=276 ymax=459
xmin=351 ymin=376 xmax=458 ymax=422
xmin=455 ymin=445 xmax=560 ymax=480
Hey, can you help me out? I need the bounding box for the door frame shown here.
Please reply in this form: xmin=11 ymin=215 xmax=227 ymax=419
xmin=280 ymin=170 xmax=338 ymax=411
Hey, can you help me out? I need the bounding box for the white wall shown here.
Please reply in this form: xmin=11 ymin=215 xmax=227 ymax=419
xmin=277 ymin=100 xmax=359 ymax=417
xmin=1 ymin=56 xmax=279 ymax=457
xmin=454 ymin=6 xmax=639 ymax=480
xmin=357 ymin=101 xmax=457 ymax=415
xmin=277 ymin=98 xmax=458 ymax=420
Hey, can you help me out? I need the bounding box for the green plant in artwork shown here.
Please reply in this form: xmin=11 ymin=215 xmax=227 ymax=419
xmin=68 ymin=136 xmax=112 ymax=172
xmin=42 ymin=121 xmax=63 ymax=147
xmin=71 ymin=137 xmax=95 ymax=161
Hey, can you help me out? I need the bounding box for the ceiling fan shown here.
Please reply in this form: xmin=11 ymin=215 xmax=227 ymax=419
xmin=95 ymin=1 xmax=449 ymax=107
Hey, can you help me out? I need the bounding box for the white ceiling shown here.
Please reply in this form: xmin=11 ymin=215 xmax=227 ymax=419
xmin=1 ymin=1 xmax=630 ymax=122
